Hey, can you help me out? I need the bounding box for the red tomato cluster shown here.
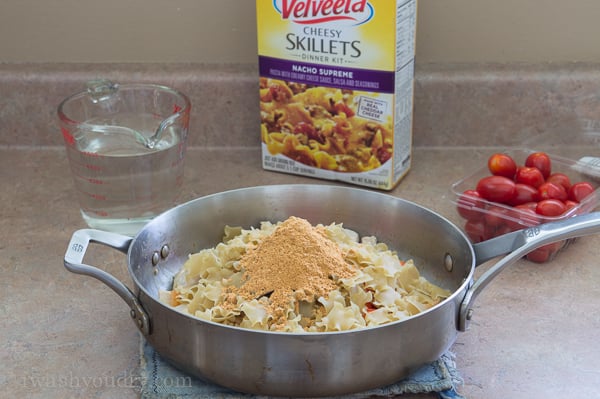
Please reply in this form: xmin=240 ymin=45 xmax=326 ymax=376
xmin=457 ymin=152 xmax=596 ymax=263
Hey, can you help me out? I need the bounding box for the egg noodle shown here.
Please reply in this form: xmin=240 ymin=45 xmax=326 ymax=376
xmin=159 ymin=216 xmax=449 ymax=332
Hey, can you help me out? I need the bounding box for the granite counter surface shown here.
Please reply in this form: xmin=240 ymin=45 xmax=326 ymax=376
xmin=2 ymin=146 xmax=599 ymax=399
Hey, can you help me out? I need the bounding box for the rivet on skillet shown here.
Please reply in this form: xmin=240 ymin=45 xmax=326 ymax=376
xmin=466 ymin=308 xmax=474 ymax=320
xmin=151 ymin=251 xmax=160 ymax=266
xmin=161 ymin=245 xmax=170 ymax=259
xmin=443 ymin=253 xmax=454 ymax=272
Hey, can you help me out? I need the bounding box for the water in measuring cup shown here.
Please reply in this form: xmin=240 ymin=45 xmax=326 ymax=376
xmin=66 ymin=113 xmax=186 ymax=236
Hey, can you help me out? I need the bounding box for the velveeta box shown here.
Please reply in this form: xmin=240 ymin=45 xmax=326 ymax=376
xmin=257 ymin=0 xmax=416 ymax=190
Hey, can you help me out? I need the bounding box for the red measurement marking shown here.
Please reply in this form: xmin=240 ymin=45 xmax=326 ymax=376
xmin=61 ymin=127 xmax=76 ymax=146
xmin=173 ymin=104 xmax=182 ymax=113
xmin=81 ymin=189 xmax=107 ymax=201
xmin=82 ymin=151 xmax=103 ymax=158
xmin=89 ymin=193 xmax=107 ymax=200
xmin=85 ymin=164 xmax=102 ymax=171
xmin=87 ymin=178 xmax=105 ymax=185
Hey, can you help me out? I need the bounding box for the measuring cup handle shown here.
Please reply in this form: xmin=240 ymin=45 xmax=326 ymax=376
xmin=64 ymin=229 xmax=150 ymax=335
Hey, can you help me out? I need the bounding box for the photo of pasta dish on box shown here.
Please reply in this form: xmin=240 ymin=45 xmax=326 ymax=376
xmin=260 ymin=78 xmax=394 ymax=173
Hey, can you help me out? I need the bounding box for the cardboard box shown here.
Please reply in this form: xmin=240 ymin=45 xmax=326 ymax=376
xmin=257 ymin=0 xmax=416 ymax=190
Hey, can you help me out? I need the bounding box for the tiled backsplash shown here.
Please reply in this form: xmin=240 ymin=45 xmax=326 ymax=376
xmin=2 ymin=62 xmax=600 ymax=148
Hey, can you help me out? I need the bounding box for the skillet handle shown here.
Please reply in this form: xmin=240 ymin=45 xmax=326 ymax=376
xmin=459 ymin=211 xmax=600 ymax=331
xmin=64 ymin=229 xmax=151 ymax=335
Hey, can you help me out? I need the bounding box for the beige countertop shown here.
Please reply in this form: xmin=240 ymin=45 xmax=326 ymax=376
xmin=2 ymin=146 xmax=600 ymax=399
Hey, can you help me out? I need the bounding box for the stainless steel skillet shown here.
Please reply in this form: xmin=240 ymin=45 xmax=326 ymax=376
xmin=64 ymin=184 xmax=600 ymax=397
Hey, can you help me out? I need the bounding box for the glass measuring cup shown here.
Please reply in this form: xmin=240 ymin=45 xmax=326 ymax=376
xmin=58 ymin=80 xmax=191 ymax=236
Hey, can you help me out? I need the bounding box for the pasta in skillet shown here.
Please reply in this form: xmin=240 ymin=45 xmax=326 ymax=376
xmin=159 ymin=216 xmax=449 ymax=332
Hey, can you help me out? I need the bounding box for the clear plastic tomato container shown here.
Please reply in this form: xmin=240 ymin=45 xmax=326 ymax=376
xmin=450 ymin=149 xmax=600 ymax=263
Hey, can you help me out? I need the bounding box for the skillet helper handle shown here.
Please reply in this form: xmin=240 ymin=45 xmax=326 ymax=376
xmin=64 ymin=229 xmax=150 ymax=335
xmin=460 ymin=211 xmax=600 ymax=331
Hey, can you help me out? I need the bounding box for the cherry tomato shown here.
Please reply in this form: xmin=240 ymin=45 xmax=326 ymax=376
xmin=490 ymin=223 xmax=513 ymax=238
xmin=515 ymin=166 xmax=545 ymax=188
xmin=525 ymin=152 xmax=552 ymax=179
xmin=509 ymin=183 xmax=539 ymax=206
xmin=476 ymin=175 xmax=516 ymax=203
xmin=516 ymin=201 xmax=538 ymax=212
xmin=504 ymin=204 xmax=539 ymax=231
xmin=546 ymin=241 xmax=565 ymax=254
xmin=456 ymin=190 xmax=485 ymax=221
xmin=506 ymin=204 xmax=540 ymax=229
xmin=526 ymin=247 xmax=551 ymax=263
xmin=546 ymin=173 xmax=571 ymax=192
xmin=464 ymin=220 xmax=487 ymax=242
xmin=526 ymin=242 xmax=564 ymax=263
xmin=537 ymin=182 xmax=567 ymax=202
xmin=488 ymin=153 xmax=517 ymax=178
xmin=568 ymin=182 xmax=595 ymax=202
xmin=536 ymin=199 xmax=567 ymax=217
xmin=564 ymin=200 xmax=579 ymax=213
xmin=484 ymin=205 xmax=509 ymax=227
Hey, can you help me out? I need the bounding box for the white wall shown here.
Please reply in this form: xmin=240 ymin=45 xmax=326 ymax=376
xmin=1 ymin=1 xmax=599 ymax=63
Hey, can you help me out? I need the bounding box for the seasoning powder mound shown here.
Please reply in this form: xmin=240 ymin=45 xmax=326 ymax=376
xmin=234 ymin=216 xmax=356 ymax=329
